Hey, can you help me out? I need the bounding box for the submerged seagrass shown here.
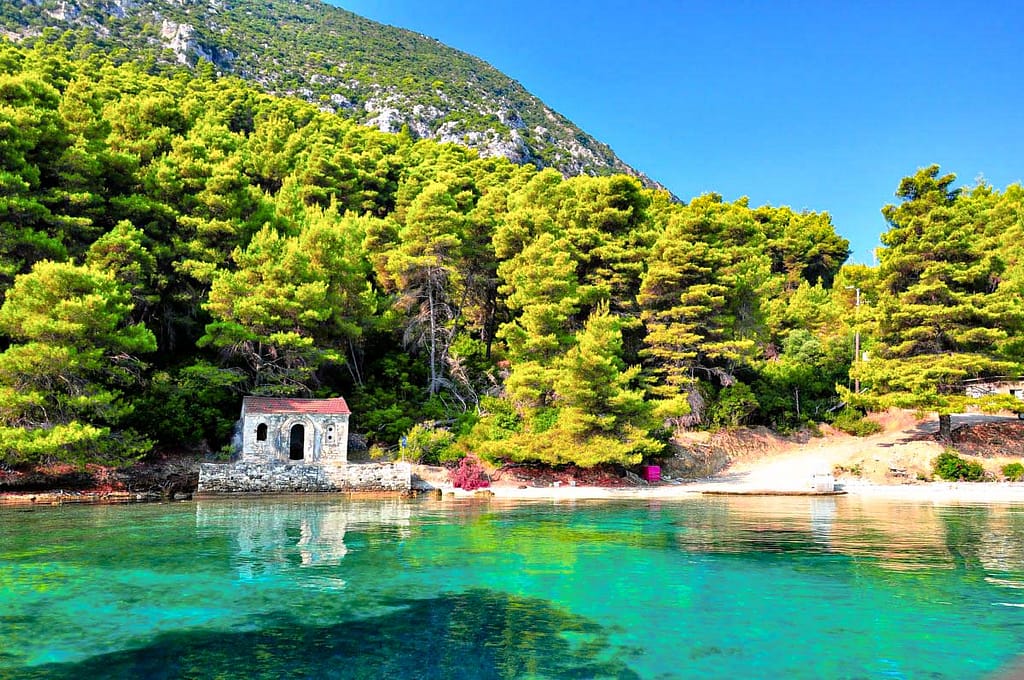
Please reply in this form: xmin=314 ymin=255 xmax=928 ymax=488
xmin=2 ymin=497 xmax=1024 ymax=678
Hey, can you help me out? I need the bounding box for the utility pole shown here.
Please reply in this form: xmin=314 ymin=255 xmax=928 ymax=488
xmin=853 ymin=287 xmax=860 ymax=393
xmin=846 ymin=286 xmax=861 ymax=393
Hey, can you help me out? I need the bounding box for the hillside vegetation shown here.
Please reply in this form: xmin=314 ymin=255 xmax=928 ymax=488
xmin=0 ymin=40 xmax=1022 ymax=471
xmin=2 ymin=0 xmax=662 ymax=188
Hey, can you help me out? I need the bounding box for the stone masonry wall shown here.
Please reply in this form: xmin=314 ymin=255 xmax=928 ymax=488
xmin=198 ymin=461 xmax=411 ymax=494
xmin=241 ymin=412 xmax=348 ymax=464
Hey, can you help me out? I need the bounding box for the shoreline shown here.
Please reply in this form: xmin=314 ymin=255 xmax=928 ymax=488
xmin=0 ymin=490 xmax=165 ymax=507
xmin=446 ymin=479 xmax=1024 ymax=504
xmin=5 ymin=411 xmax=1023 ymax=508
xmin=3 ymin=481 xmax=1024 ymax=507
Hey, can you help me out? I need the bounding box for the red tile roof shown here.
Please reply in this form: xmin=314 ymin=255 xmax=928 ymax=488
xmin=242 ymin=396 xmax=351 ymax=415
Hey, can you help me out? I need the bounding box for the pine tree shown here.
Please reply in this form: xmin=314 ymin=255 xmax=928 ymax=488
xmin=497 ymin=232 xmax=580 ymax=408
xmin=853 ymin=166 xmax=1024 ymax=437
xmin=0 ymin=261 xmax=156 ymax=465
xmin=201 ymin=225 xmax=341 ymax=394
xmin=638 ymin=198 xmax=767 ymax=424
xmin=375 ymin=182 xmax=466 ymax=397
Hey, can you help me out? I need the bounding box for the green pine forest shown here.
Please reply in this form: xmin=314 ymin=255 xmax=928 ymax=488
xmin=1 ymin=40 xmax=1023 ymax=470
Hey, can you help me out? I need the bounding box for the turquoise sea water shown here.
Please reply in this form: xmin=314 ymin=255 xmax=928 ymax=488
xmin=2 ymin=496 xmax=1024 ymax=679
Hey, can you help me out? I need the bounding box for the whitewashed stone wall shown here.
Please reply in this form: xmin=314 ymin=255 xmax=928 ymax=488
xmin=241 ymin=412 xmax=348 ymax=464
xmin=198 ymin=461 xmax=411 ymax=494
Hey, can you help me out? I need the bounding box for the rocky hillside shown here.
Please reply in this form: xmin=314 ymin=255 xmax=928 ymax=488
xmin=3 ymin=0 xmax=664 ymax=188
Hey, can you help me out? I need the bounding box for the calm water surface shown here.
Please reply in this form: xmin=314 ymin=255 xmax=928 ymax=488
xmin=2 ymin=496 xmax=1024 ymax=679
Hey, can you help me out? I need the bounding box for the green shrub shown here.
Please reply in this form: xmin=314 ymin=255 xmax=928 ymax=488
xmin=400 ymin=423 xmax=456 ymax=465
xmin=1002 ymin=461 xmax=1024 ymax=482
xmin=833 ymin=463 xmax=863 ymax=477
xmin=830 ymin=408 xmax=883 ymax=437
xmin=933 ymin=449 xmax=985 ymax=481
xmin=708 ymin=383 xmax=760 ymax=428
xmin=479 ymin=396 xmax=521 ymax=435
xmin=531 ymin=407 xmax=560 ymax=434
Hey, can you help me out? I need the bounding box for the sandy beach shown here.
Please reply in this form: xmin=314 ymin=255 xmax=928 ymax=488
xmin=439 ymin=411 xmax=1024 ymax=504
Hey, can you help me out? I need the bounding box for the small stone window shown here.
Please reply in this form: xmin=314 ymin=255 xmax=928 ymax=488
xmin=256 ymin=423 xmax=268 ymax=441
xmin=327 ymin=424 xmax=334 ymax=442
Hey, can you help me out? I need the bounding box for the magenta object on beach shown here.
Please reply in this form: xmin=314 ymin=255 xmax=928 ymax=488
xmin=642 ymin=465 xmax=661 ymax=482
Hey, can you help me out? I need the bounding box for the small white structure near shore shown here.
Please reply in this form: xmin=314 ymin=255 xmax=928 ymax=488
xmin=198 ymin=396 xmax=410 ymax=494
xmin=964 ymin=379 xmax=1024 ymax=400
xmin=239 ymin=396 xmax=351 ymax=465
xmin=810 ymin=472 xmax=836 ymax=493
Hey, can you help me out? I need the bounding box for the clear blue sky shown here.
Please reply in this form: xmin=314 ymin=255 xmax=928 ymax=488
xmin=332 ymin=1 xmax=1023 ymax=264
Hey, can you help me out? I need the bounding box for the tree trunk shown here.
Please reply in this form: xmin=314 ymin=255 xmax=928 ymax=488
xmin=346 ymin=339 xmax=363 ymax=387
xmin=427 ymin=273 xmax=437 ymax=394
xmin=938 ymin=413 xmax=952 ymax=441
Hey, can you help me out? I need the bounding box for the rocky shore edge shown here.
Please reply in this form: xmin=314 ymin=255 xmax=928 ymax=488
xmin=0 ymin=453 xmax=201 ymax=506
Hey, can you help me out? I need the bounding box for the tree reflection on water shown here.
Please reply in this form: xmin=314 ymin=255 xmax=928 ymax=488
xmin=22 ymin=589 xmax=639 ymax=680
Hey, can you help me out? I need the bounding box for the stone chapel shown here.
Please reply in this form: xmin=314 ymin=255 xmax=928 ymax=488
xmin=239 ymin=396 xmax=350 ymax=465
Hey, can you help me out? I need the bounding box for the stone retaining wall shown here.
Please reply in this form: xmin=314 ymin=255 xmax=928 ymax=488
xmin=198 ymin=461 xmax=411 ymax=494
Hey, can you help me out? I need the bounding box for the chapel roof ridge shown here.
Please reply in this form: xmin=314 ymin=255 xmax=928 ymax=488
xmin=242 ymin=395 xmax=351 ymax=415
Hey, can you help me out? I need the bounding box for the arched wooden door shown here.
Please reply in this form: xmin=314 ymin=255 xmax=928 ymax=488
xmin=289 ymin=423 xmax=305 ymax=460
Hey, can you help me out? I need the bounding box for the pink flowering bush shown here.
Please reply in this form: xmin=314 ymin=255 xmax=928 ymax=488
xmin=450 ymin=455 xmax=490 ymax=490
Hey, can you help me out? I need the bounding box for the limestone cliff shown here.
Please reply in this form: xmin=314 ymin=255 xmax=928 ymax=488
xmin=4 ymin=0 xmax=667 ymax=189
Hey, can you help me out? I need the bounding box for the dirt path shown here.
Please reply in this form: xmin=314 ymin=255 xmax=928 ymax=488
xmin=704 ymin=411 xmax=1022 ymax=491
